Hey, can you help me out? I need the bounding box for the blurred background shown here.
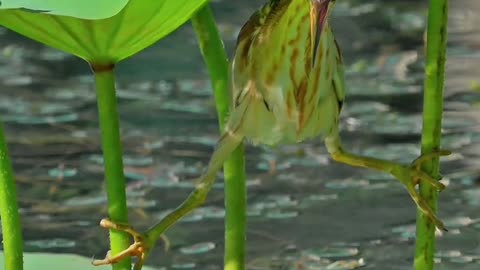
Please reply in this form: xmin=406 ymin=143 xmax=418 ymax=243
xmin=0 ymin=0 xmax=479 ymax=269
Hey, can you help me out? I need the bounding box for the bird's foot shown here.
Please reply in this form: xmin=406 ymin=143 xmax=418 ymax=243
xmin=92 ymin=218 xmax=169 ymax=270
xmin=391 ymin=149 xmax=451 ymax=231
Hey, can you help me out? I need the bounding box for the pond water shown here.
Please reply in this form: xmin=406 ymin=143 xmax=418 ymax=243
xmin=0 ymin=0 xmax=479 ymax=269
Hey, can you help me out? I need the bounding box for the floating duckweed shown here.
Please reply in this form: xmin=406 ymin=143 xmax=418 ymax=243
xmin=150 ymin=178 xmax=175 ymax=187
xmin=449 ymin=256 xmax=474 ymax=264
xmin=71 ymin=130 xmax=88 ymax=138
xmin=48 ymin=168 xmax=77 ymax=178
xmin=88 ymin=154 xmax=153 ymax=166
xmin=266 ymin=194 xmax=298 ymax=207
xmin=152 ymin=180 xmax=195 ymax=189
xmin=364 ymin=182 xmax=389 ymax=190
xmin=298 ymin=194 xmax=337 ymax=209
xmin=126 ymin=198 xmax=156 ymax=208
xmin=256 ymin=161 xmax=271 ymax=171
xmin=443 ymin=216 xmax=475 ymax=228
xmin=179 ymin=242 xmax=215 ymax=255
xmin=39 ymin=49 xmax=70 ymax=61
xmin=459 ymin=175 xmax=476 ymax=186
xmin=362 ymin=144 xmax=419 ymax=162
xmin=213 ymin=182 xmax=225 ymax=189
xmin=171 ymin=262 xmax=196 ymax=269
xmin=391 ymin=224 xmax=416 ymax=240
xmin=299 ymin=260 xmax=330 ymax=270
xmin=26 ymin=238 xmax=75 ymax=249
xmin=126 ymin=189 xmax=147 ymax=197
xmin=361 ymin=172 xmax=389 ymax=182
xmin=4 ymin=75 xmax=33 ymax=86
xmin=65 ymin=196 xmax=106 ymax=207
xmin=180 ymin=213 xmax=203 ymax=222
xmin=172 ymin=136 xmax=217 ymax=147
xmin=325 ymin=258 xmax=366 ymax=270
xmin=198 ymin=206 xmax=225 ymax=219
xmin=287 ymin=158 xmax=324 ymax=168
xmin=346 ymin=101 xmax=389 ymax=115
xmin=73 ymin=220 xmax=91 ymax=226
xmin=463 ymin=189 xmax=480 ymax=206
xmin=47 ymin=87 xmax=94 ymax=100
xmin=362 ymin=114 xmax=422 ymax=135
xmin=307 ymin=194 xmax=338 ymax=201
xmin=266 ymin=210 xmax=299 ymax=219
xmin=178 ymin=80 xmax=211 ymax=96
xmin=331 ymin=242 xmax=360 ymax=248
xmin=38 ymin=103 xmax=72 ymax=114
xmin=251 ymin=201 xmax=277 ymax=211
xmin=442 ymin=133 xmax=473 ymax=149
xmin=392 ymin=12 xmax=425 ymax=32
xmin=88 ymin=154 xmax=104 ymax=164
xmin=123 ymin=156 xmax=154 ymax=166
xmin=256 ymin=161 xmax=292 ymax=171
xmin=436 ymin=250 xmax=462 ymax=258
xmin=160 ymin=101 xmax=209 ymax=113
xmin=4 ymin=113 xmax=78 ymax=124
xmin=247 ymin=208 xmax=262 ymax=217
xmin=304 ymin=247 xmax=359 ymax=259
xmin=325 ymin=179 xmax=369 ymax=189
xmin=293 ymin=251 xmax=365 ymax=270
xmin=124 ymin=171 xmax=148 ymax=181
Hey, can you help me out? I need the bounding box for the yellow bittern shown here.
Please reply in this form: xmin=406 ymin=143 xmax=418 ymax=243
xmin=93 ymin=0 xmax=449 ymax=269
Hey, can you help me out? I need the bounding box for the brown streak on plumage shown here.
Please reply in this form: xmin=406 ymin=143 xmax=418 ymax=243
xmin=295 ymin=79 xmax=308 ymax=104
xmin=266 ymin=61 xmax=277 ymax=85
xmin=305 ymin=36 xmax=312 ymax=74
xmin=287 ymin=89 xmax=295 ymax=119
xmin=288 ymin=39 xmax=296 ymax=47
xmin=290 ymin=48 xmax=299 ymax=87
xmin=289 ymin=14 xmax=305 ymax=89
xmin=300 ymin=12 xmax=309 ymax=23
xmin=296 ymin=79 xmax=309 ymax=131
xmin=287 ymin=13 xmax=294 ymax=26
xmin=295 ymin=1 xmax=301 ymax=12
xmin=309 ymin=40 xmax=323 ymax=104
xmin=302 ymin=97 xmax=315 ymax=134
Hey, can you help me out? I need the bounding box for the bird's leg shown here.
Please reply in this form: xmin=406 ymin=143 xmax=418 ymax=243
xmin=93 ymin=129 xmax=244 ymax=270
xmin=324 ymin=130 xmax=451 ymax=231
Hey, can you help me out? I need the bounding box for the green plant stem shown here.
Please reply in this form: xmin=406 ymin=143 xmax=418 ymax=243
xmin=414 ymin=1 xmax=449 ymax=270
xmin=191 ymin=6 xmax=247 ymax=270
xmin=0 ymin=123 xmax=23 ymax=270
xmin=93 ymin=66 xmax=131 ymax=270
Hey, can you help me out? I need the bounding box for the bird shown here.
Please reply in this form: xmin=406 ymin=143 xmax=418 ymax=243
xmin=93 ymin=0 xmax=450 ymax=269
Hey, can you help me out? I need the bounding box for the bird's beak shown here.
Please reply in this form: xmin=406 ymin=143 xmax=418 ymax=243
xmin=310 ymin=0 xmax=331 ymax=66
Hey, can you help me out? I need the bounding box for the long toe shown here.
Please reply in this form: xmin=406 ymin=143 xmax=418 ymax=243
xmin=416 ymin=198 xmax=446 ymax=231
xmin=92 ymin=218 xmax=150 ymax=269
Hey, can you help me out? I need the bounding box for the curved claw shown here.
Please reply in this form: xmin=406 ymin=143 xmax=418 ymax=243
xmin=404 ymin=182 xmax=447 ymax=231
xmin=92 ymin=218 xmax=169 ymax=270
xmin=395 ymin=150 xmax=452 ymax=231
